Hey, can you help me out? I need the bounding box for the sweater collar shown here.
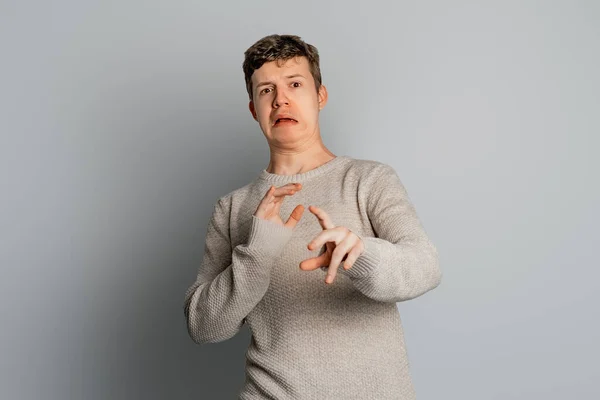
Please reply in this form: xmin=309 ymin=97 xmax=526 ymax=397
xmin=257 ymin=156 xmax=350 ymax=184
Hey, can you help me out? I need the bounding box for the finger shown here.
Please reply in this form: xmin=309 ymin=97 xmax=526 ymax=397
xmin=270 ymin=182 xmax=301 ymax=192
xmin=255 ymin=183 xmax=303 ymax=219
xmin=270 ymin=184 xmax=302 ymax=213
xmin=262 ymin=185 xmax=275 ymax=201
xmin=342 ymin=244 xmax=363 ymax=270
xmin=299 ymin=252 xmax=329 ymax=271
xmin=262 ymin=183 xmax=302 ymax=217
xmin=272 ymin=183 xmax=302 ymax=198
xmin=328 ymin=236 xmax=354 ymax=272
xmin=254 ymin=186 xmax=276 ymax=217
xmin=285 ymin=205 xmax=305 ymax=229
xmin=325 ymin=237 xmax=354 ymax=283
xmin=308 ymin=205 xmax=335 ymax=230
xmin=307 ymin=228 xmax=346 ymax=251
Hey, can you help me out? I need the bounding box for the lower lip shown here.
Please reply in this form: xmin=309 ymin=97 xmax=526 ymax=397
xmin=274 ymin=120 xmax=298 ymax=127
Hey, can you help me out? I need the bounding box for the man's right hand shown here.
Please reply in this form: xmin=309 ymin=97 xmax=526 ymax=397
xmin=254 ymin=183 xmax=304 ymax=229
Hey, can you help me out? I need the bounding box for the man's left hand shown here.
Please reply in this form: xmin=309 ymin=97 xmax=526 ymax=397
xmin=299 ymin=205 xmax=365 ymax=284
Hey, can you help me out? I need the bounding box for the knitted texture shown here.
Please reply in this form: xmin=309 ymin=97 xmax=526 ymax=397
xmin=184 ymin=156 xmax=441 ymax=399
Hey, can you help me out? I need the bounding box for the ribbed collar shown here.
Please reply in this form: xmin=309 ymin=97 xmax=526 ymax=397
xmin=257 ymin=155 xmax=351 ymax=184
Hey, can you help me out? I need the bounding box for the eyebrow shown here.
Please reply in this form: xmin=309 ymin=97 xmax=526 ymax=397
xmin=255 ymin=74 xmax=306 ymax=90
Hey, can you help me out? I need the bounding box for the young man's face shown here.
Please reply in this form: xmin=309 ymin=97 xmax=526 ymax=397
xmin=249 ymin=56 xmax=327 ymax=148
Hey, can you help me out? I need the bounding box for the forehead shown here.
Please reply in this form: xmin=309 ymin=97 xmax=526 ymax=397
xmin=252 ymin=56 xmax=310 ymax=82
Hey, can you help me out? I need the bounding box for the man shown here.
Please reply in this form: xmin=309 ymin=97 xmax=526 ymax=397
xmin=184 ymin=34 xmax=442 ymax=399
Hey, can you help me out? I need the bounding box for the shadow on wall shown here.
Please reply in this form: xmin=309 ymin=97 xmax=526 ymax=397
xmin=78 ymin=75 xmax=268 ymax=398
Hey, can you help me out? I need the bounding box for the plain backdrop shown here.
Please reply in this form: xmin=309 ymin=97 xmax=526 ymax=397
xmin=1 ymin=1 xmax=598 ymax=399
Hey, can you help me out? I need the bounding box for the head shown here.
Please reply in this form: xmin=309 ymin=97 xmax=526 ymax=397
xmin=243 ymin=34 xmax=328 ymax=148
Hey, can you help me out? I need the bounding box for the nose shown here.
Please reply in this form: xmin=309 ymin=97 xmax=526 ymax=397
xmin=273 ymin=88 xmax=289 ymax=108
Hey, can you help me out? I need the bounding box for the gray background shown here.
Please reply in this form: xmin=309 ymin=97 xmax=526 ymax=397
xmin=1 ymin=1 xmax=598 ymax=399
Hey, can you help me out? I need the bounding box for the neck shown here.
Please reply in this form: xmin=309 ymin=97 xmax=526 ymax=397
xmin=266 ymin=145 xmax=336 ymax=175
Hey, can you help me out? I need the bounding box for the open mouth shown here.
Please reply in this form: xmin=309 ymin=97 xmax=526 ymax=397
xmin=273 ymin=118 xmax=298 ymax=127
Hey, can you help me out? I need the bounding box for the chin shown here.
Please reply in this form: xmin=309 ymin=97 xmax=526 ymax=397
xmin=270 ymin=130 xmax=306 ymax=143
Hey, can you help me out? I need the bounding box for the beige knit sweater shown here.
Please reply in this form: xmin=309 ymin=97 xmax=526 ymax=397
xmin=184 ymin=155 xmax=441 ymax=399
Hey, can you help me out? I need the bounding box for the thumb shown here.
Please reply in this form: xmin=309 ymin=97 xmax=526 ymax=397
xmin=285 ymin=205 xmax=305 ymax=229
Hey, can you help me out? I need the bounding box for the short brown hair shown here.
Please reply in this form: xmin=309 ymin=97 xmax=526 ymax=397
xmin=243 ymin=34 xmax=322 ymax=100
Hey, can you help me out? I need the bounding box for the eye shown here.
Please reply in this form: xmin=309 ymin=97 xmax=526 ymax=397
xmin=260 ymin=87 xmax=272 ymax=95
xmin=292 ymin=81 xmax=301 ymax=88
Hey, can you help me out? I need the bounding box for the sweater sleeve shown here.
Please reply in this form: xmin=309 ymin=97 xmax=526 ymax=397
xmin=184 ymin=197 xmax=293 ymax=344
xmin=339 ymin=164 xmax=442 ymax=303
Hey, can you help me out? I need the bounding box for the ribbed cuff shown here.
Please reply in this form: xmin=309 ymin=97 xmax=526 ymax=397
xmin=342 ymin=238 xmax=382 ymax=279
xmin=247 ymin=215 xmax=294 ymax=257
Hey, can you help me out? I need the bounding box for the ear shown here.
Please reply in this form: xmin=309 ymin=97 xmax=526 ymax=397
xmin=249 ymin=100 xmax=258 ymax=121
xmin=317 ymin=84 xmax=328 ymax=110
